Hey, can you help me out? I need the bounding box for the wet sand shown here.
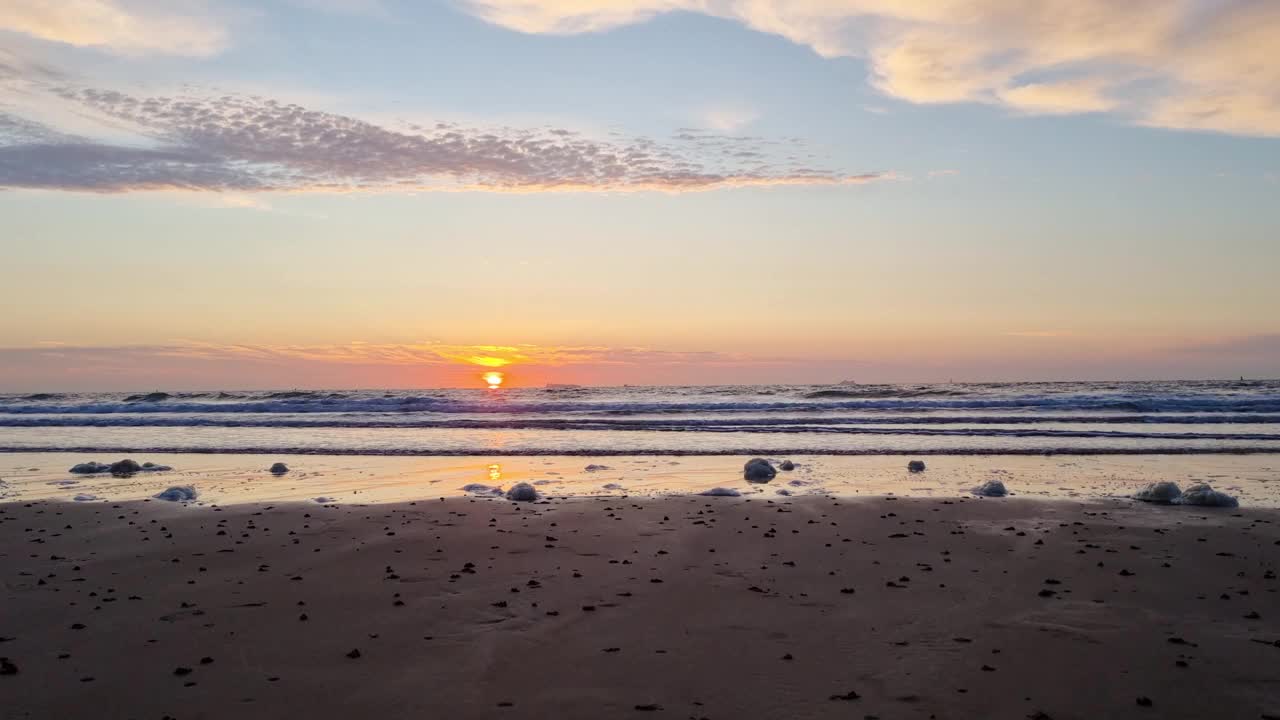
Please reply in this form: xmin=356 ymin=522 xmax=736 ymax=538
xmin=3 ymin=452 xmax=1279 ymax=506
xmin=2 ymin=493 xmax=1278 ymax=719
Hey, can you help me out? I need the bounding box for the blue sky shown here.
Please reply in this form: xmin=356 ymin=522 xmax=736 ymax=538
xmin=1 ymin=1 xmax=1278 ymax=388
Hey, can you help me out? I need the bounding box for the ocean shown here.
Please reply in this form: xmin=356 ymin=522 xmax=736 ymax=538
xmin=3 ymin=380 xmax=1279 ymax=456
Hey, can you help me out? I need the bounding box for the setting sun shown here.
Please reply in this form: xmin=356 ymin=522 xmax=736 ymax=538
xmin=483 ymin=371 xmax=505 ymax=389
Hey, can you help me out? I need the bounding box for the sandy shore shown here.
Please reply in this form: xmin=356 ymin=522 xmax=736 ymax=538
xmin=2 ymin=492 xmax=1278 ymax=719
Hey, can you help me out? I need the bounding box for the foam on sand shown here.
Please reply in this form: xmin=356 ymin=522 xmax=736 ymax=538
xmin=744 ymin=458 xmax=777 ymax=482
xmin=69 ymin=462 xmax=112 ymax=474
xmin=1175 ymin=483 xmax=1239 ymax=508
xmin=1133 ymin=481 xmax=1182 ymax=504
xmin=69 ymin=460 xmax=172 ymax=475
xmin=153 ymin=485 xmax=198 ymax=502
xmin=505 ymin=482 xmax=539 ymax=502
xmin=700 ymin=487 xmax=742 ymax=497
xmin=461 ymin=483 xmax=502 ymax=496
xmin=973 ymin=479 xmax=1009 ymax=497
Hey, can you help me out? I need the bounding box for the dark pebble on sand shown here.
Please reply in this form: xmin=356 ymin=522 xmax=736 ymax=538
xmin=346 ymin=649 xmax=361 ymax=659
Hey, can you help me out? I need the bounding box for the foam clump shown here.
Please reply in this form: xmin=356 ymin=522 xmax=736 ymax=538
xmin=1175 ymin=483 xmax=1239 ymax=508
xmin=153 ymin=485 xmax=198 ymax=502
xmin=73 ymin=493 xmax=98 ymax=502
xmin=700 ymin=487 xmax=742 ymax=497
xmin=779 ymin=460 xmax=796 ymax=471
xmin=269 ymin=462 xmax=290 ymax=474
xmin=506 ymin=482 xmax=539 ymax=502
xmin=71 ymin=460 xmax=172 ymax=475
xmin=602 ymin=483 xmax=625 ymax=491
xmin=69 ymin=462 xmax=111 ymax=474
xmin=109 ymin=459 xmax=143 ymax=476
xmin=532 ymin=480 xmax=552 ymax=486
xmin=461 ymin=483 xmax=502 ymax=495
xmin=973 ymin=479 xmax=1008 ymax=497
xmin=907 ymin=460 xmax=927 ymax=473
xmin=584 ymin=464 xmax=611 ymax=472
xmin=744 ymin=458 xmax=777 ymax=482
xmin=1133 ymin=481 xmax=1182 ymax=504
xmin=313 ymin=496 xmax=335 ymax=504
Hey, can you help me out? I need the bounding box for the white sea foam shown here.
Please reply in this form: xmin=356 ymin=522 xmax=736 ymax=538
xmin=700 ymin=487 xmax=742 ymax=497
xmin=1174 ymin=483 xmax=1239 ymax=507
xmin=744 ymin=458 xmax=777 ymax=482
xmin=154 ymin=485 xmax=198 ymax=502
xmin=506 ymin=483 xmax=538 ymax=502
xmin=974 ymin=479 xmax=1009 ymax=497
xmin=1133 ymin=481 xmax=1182 ymax=503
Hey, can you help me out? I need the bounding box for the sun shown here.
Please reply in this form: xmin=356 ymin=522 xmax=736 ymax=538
xmin=483 ymin=371 xmax=505 ymax=389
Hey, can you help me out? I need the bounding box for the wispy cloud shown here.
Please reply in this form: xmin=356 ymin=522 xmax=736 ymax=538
xmin=0 ymin=342 xmax=776 ymax=368
xmin=0 ymin=76 xmax=885 ymax=194
xmin=697 ymin=104 xmax=759 ymax=133
xmin=462 ymin=0 xmax=1280 ymax=138
xmin=1004 ymin=331 xmax=1072 ymax=338
xmin=1172 ymin=334 xmax=1280 ymax=357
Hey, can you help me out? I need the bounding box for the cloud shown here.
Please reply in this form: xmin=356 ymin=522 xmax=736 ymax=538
xmin=0 ymin=341 xmax=777 ymax=373
xmin=998 ymin=79 xmax=1117 ymax=116
xmin=0 ymin=76 xmax=883 ymax=193
xmin=1003 ymin=330 xmax=1072 ymax=338
xmin=0 ymin=0 xmax=230 ymax=56
xmin=698 ymin=104 xmax=759 ymax=132
xmin=460 ymin=0 xmax=1280 ymax=137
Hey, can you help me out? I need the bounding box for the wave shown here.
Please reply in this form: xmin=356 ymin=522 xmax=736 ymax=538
xmin=2 ymin=414 xmax=1280 ymax=429
xmin=803 ymin=387 xmax=965 ymax=399
xmin=4 ymin=395 xmax=1280 ymax=415
xmin=4 ymin=445 xmax=1279 ymax=457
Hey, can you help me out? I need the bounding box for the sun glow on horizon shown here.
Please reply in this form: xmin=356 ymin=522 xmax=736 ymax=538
xmin=483 ymin=371 xmax=505 ymax=389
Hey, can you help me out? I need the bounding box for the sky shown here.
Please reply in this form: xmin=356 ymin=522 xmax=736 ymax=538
xmin=1 ymin=0 xmax=1278 ymax=389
